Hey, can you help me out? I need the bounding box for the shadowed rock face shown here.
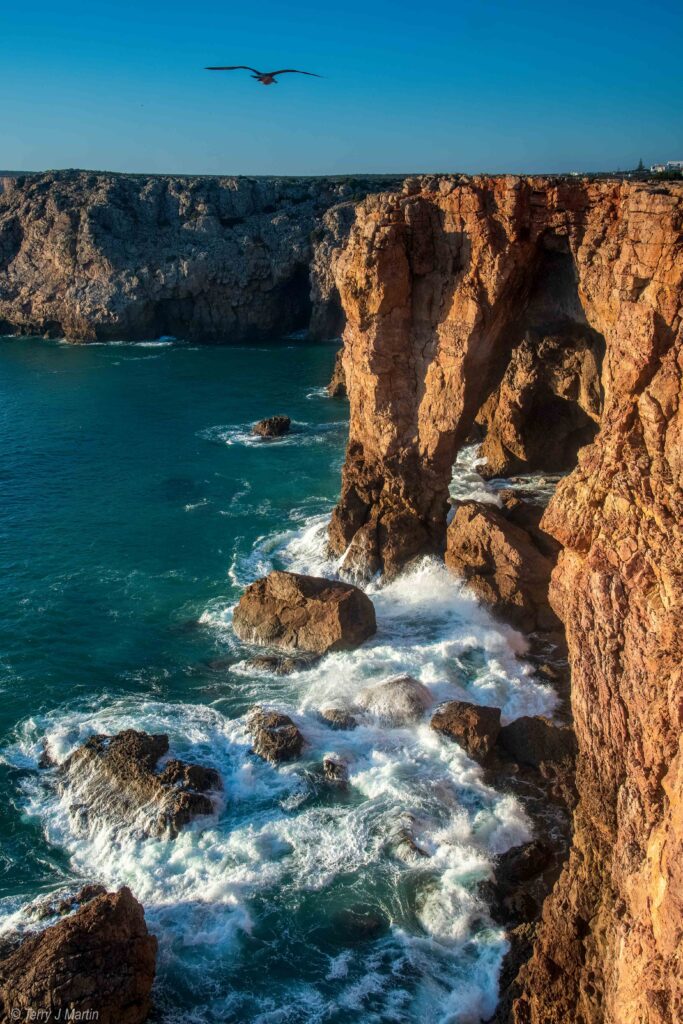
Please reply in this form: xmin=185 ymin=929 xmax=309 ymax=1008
xmin=253 ymin=415 xmax=291 ymax=437
xmin=60 ymin=729 xmax=221 ymax=838
xmin=247 ymin=707 xmax=304 ymax=763
xmin=232 ymin=570 xmax=376 ymax=654
xmin=0 ymin=171 xmax=405 ymax=343
xmin=329 ymin=175 xmax=683 ymax=1024
xmin=0 ymin=887 xmax=157 ymax=1024
xmin=445 ymin=498 xmax=559 ymax=634
xmin=430 ymin=700 xmax=501 ymax=762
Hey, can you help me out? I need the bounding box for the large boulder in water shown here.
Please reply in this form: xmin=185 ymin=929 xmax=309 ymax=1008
xmin=59 ymin=729 xmax=221 ymax=839
xmin=430 ymin=700 xmax=501 ymax=762
xmin=247 ymin=707 xmax=304 ymax=763
xmin=0 ymin=887 xmax=157 ymax=1024
xmin=498 ymin=715 xmax=577 ymax=767
xmin=358 ymin=675 xmax=432 ymax=726
xmin=252 ymin=415 xmax=291 ymax=438
xmin=232 ymin=570 xmax=376 ymax=655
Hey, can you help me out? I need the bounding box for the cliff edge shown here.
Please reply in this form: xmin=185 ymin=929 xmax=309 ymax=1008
xmin=330 ymin=174 xmax=683 ymax=1023
xmin=0 ymin=171 xmax=403 ymax=342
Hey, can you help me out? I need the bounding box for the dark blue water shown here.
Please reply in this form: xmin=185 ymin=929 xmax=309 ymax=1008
xmin=0 ymin=337 xmax=556 ymax=1023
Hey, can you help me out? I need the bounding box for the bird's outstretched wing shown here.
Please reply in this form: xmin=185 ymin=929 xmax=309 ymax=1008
xmin=205 ymin=66 xmax=262 ymax=73
xmin=270 ymin=69 xmax=322 ymax=77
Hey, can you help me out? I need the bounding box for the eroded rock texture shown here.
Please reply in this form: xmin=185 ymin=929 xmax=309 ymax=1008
xmin=331 ymin=175 xmax=683 ymax=1024
xmin=0 ymin=887 xmax=157 ymax=1024
xmin=60 ymin=729 xmax=221 ymax=838
xmin=0 ymin=171 xmax=403 ymax=342
xmin=233 ymin=570 xmax=376 ymax=654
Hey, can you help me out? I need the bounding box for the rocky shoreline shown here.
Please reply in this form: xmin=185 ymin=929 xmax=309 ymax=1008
xmin=327 ymin=174 xmax=683 ymax=1024
xmin=1 ymin=173 xmax=680 ymax=1024
xmin=0 ymin=171 xmax=405 ymax=343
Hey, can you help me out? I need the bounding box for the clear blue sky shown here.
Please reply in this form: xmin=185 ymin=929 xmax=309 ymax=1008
xmin=2 ymin=0 xmax=681 ymax=175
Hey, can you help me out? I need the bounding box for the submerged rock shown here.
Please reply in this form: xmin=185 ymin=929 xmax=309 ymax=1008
xmin=358 ymin=675 xmax=432 ymax=726
xmin=244 ymin=653 xmax=320 ymax=676
xmin=319 ymin=707 xmax=358 ymax=731
xmin=233 ymin=570 xmax=376 ymax=655
xmin=247 ymin=707 xmax=304 ymax=763
xmin=334 ymin=907 xmax=388 ymax=942
xmin=430 ymin=700 xmax=501 ymax=762
xmin=0 ymin=887 xmax=157 ymax=1024
xmin=60 ymin=729 xmax=221 ymax=839
xmin=322 ymin=754 xmax=349 ymax=786
xmin=252 ymin=415 xmax=291 ymax=438
xmin=25 ymin=883 xmax=107 ymax=924
xmin=498 ymin=715 xmax=577 ymax=767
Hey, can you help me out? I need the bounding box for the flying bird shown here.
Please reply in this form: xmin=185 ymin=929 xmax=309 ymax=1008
xmin=205 ymin=65 xmax=322 ymax=86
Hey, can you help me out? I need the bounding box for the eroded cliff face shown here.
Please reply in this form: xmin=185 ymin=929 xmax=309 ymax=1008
xmin=0 ymin=171 xmax=403 ymax=342
xmin=331 ymin=175 xmax=683 ymax=1023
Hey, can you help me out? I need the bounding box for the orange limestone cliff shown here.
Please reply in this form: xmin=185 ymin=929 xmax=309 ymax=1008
xmin=329 ymin=176 xmax=683 ymax=1023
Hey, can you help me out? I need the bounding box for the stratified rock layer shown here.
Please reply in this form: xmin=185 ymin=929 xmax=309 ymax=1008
xmin=0 ymin=887 xmax=157 ymax=1024
xmin=330 ymin=175 xmax=683 ymax=1024
xmin=0 ymin=171 xmax=404 ymax=342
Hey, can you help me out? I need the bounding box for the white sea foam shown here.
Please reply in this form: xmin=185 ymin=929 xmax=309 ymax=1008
xmin=198 ymin=421 xmax=347 ymax=450
xmin=2 ymin=448 xmax=559 ymax=1023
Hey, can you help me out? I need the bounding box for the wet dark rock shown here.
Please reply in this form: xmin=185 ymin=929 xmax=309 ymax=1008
xmin=60 ymin=729 xmax=221 ymax=839
xmin=498 ymin=715 xmax=577 ymax=767
xmin=247 ymin=707 xmax=304 ymax=763
xmin=233 ymin=570 xmax=376 ymax=655
xmin=322 ymin=755 xmax=349 ymax=785
xmin=430 ymin=700 xmax=501 ymax=762
xmin=358 ymin=675 xmax=432 ymax=726
xmin=389 ymin=813 xmax=430 ymax=860
xmin=481 ymin=840 xmax=556 ymax=927
xmin=0 ymin=887 xmax=157 ymax=1024
xmin=334 ymin=907 xmax=388 ymax=942
xmin=245 ymin=653 xmax=320 ymax=676
xmin=497 ymin=840 xmax=555 ymax=887
xmin=28 ymin=884 xmax=107 ymax=923
xmin=252 ymin=415 xmax=291 ymax=438
xmin=319 ymin=707 xmax=358 ymax=731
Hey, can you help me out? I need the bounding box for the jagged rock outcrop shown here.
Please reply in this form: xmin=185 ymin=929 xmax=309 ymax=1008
xmin=232 ymin=570 xmax=376 ymax=654
xmin=253 ymin=414 xmax=291 ymax=437
xmin=0 ymin=887 xmax=157 ymax=1024
xmin=60 ymin=729 xmax=221 ymax=838
xmin=498 ymin=715 xmax=577 ymax=768
xmin=327 ymin=348 xmax=347 ymax=396
xmin=445 ymin=498 xmax=559 ymax=633
xmin=330 ymin=175 xmax=683 ymax=1024
xmin=247 ymin=707 xmax=304 ymax=763
xmin=475 ymin=322 xmax=603 ymax=479
xmin=430 ymin=700 xmax=501 ymax=761
xmin=0 ymin=171 xmax=403 ymax=342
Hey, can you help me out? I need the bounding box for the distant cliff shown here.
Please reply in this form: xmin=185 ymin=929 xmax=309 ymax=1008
xmin=330 ymin=175 xmax=683 ymax=1024
xmin=0 ymin=171 xmax=404 ymax=342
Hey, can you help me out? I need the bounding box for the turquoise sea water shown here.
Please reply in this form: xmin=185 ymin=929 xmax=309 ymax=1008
xmin=0 ymin=336 xmax=556 ymax=1023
